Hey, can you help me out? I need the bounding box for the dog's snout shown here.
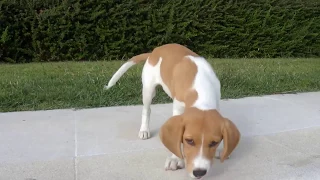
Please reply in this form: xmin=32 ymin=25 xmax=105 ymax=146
xmin=193 ymin=169 xmax=207 ymax=178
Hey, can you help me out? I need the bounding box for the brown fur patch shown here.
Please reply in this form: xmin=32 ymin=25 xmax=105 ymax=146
xmin=130 ymin=53 xmax=151 ymax=63
xmin=147 ymin=44 xmax=200 ymax=105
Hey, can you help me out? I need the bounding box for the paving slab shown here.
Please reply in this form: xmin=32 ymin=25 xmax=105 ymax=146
xmin=0 ymin=158 xmax=75 ymax=180
xmin=218 ymin=95 xmax=320 ymax=137
xmin=75 ymin=105 xmax=165 ymax=157
xmin=0 ymin=91 xmax=320 ymax=180
xmin=76 ymin=127 xmax=320 ymax=180
xmin=0 ymin=109 xmax=75 ymax=164
xmin=264 ymin=91 xmax=320 ymax=107
xmin=210 ymin=128 xmax=320 ymax=180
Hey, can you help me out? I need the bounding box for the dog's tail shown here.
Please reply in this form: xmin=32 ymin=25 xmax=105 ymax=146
xmin=104 ymin=53 xmax=151 ymax=90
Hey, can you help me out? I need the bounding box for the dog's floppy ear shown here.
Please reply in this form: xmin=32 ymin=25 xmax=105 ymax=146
xmin=159 ymin=115 xmax=184 ymax=159
xmin=220 ymin=118 xmax=240 ymax=162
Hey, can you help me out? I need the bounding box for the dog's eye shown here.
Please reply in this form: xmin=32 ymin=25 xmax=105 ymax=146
xmin=185 ymin=139 xmax=195 ymax=146
xmin=209 ymin=141 xmax=218 ymax=147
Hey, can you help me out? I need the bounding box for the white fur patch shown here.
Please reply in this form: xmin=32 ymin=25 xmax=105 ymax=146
xmin=187 ymin=56 xmax=221 ymax=110
xmin=173 ymin=98 xmax=185 ymax=116
xmin=193 ymin=134 xmax=211 ymax=171
xmin=156 ymin=57 xmax=172 ymax=98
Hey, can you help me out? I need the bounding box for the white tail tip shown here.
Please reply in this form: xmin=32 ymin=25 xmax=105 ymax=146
xmin=103 ymin=85 xmax=112 ymax=90
xmin=103 ymin=61 xmax=136 ymax=91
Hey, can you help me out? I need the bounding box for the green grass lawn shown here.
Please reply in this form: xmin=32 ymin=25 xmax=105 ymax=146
xmin=0 ymin=58 xmax=320 ymax=112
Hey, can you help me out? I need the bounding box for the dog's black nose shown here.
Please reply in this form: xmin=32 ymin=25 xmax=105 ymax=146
xmin=193 ymin=169 xmax=207 ymax=178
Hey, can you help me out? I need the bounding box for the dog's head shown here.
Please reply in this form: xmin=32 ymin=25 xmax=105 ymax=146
xmin=159 ymin=108 xmax=240 ymax=179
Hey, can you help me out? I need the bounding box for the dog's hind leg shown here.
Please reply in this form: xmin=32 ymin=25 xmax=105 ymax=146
xmin=138 ymin=85 xmax=156 ymax=139
xmin=138 ymin=60 xmax=157 ymax=140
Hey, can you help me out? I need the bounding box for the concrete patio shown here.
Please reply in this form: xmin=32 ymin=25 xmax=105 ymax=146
xmin=0 ymin=92 xmax=320 ymax=180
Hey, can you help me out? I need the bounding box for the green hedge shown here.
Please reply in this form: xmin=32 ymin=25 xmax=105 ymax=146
xmin=1 ymin=0 xmax=319 ymax=63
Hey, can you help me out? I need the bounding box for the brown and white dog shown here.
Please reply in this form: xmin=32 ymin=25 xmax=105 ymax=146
xmin=105 ymin=43 xmax=240 ymax=179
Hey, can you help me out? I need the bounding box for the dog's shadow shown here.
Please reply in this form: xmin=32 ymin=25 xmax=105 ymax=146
xmin=150 ymin=129 xmax=159 ymax=138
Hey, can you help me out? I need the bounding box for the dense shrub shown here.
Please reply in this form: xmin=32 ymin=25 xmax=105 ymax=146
xmin=0 ymin=0 xmax=319 ymax=63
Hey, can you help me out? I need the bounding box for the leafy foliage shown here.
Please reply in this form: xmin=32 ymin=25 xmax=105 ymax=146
xmin=0 ymin=0 xmax=319 ymax=63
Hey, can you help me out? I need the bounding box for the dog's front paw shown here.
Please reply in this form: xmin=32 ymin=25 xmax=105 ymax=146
xmin=165 ymin=155 xmax=185 ymax=171
xmin=138 ymin=130 xmax=150 ymax=140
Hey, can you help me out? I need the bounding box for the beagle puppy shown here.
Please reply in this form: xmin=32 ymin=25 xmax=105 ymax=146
xmin=105 ymin=43 xmax=240 ymax=179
